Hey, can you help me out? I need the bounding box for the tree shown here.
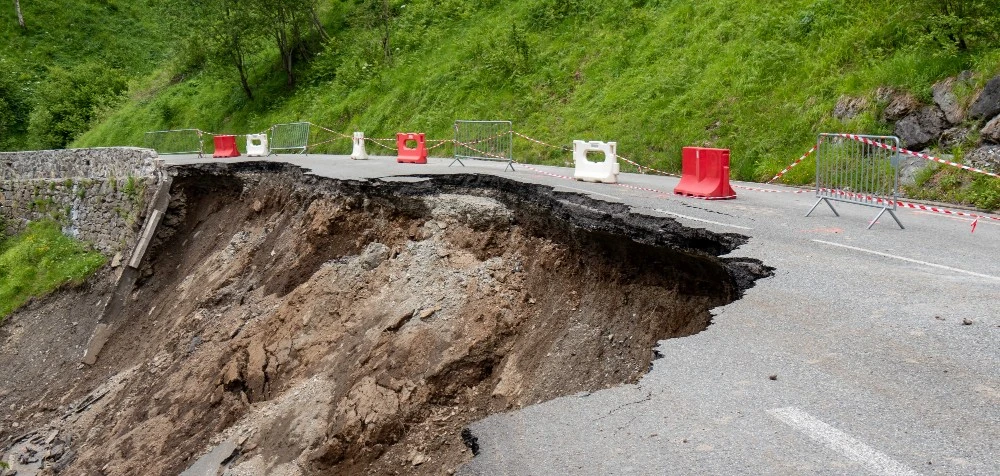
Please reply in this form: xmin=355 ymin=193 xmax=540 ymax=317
xmin=27 ymin=63 xmax=127 ymax=149
xmin=356 ymin=0 xmax=397 ymax=66
xmin=0 ymin=67 xmax=30 ymax=150
xmin=921 ymin=0 xmax=1000 ymax=51
xmin=191 ymin=0 xmax=266 ymax=100
xmin=13 ymin=0 xmax=24 ymax=29
xmin=255 ymin=0 xmax=328 ymax=88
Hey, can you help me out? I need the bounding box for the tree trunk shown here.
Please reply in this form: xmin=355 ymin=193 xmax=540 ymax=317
xmin=381 ymin=0 xmax=392 ymax=65
xmin=309 ymin=5 xmax=329 ymax=42
xmin=14 ymin=0 xmax=25 ymax=29
xmin=234 ymin=48 xmax=253 ymax=100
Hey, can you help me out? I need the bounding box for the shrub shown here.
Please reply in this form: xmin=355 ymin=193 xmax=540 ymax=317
xmin=28 ymin=62 xmax=128 ymax=149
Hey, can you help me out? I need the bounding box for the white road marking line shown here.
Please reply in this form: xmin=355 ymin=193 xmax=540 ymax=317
xmin=768 ymin=407 xmax=920 ymax=476
xmin=813 ymin=239 xmax=1000 ymax=281
xmin=653 ymin=209 xmax=753 ymax=230
xmin=554 ymin=185 xmax=623 ymax=201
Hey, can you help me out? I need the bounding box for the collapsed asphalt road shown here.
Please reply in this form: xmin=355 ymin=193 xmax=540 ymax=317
xmin=3 ymin=153 xmax=998 ymax=475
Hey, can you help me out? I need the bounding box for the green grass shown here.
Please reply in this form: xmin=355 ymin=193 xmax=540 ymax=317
xmin=74 ymin=0 xmax=1000 ymax=185
xmin=0 ymin=221 xmax=106 ymax=319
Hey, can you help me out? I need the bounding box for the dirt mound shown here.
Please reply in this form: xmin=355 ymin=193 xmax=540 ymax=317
xmin=0 ymin=164 xmax=771 ymax=475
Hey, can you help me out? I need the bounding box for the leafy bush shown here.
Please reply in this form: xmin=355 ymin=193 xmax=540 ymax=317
xmin=0 ymin=64 xmax=31 ymax=150
xmin=27 ymin=62 xmax=128 ymax=149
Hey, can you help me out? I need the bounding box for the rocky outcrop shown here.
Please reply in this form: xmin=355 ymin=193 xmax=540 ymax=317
xmin=881 ymin=91 xmax=919 ymax=122
xmin=981 ymin=116 xmax=1000 ymax=144
xmin=932 ymin=77 xmax=965 ymax=124
xmin=969 ymin=76 xmax=1000 ymax=121
xmin=895 ymin=106 xmax=947 ymax=150
xmin=897 ymin=157 xmax=936 ymax=187
xmin=834 ymin=95 xmax=868 ymax=121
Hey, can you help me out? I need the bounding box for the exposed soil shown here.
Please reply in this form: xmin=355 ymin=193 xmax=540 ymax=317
xmin=0 ymin=163 xmax=771 ymax=475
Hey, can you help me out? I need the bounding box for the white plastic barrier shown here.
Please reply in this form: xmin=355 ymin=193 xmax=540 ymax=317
xmin=246 ymin=133 xmax=269 ymax=157
xmin=351 ymin=132 xmax=368 ymax=160
xmin=573 ymin=140 xmax=620 ymax=184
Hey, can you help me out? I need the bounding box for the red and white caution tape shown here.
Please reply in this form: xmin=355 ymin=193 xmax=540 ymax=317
xmin=364 ymin=137 xmax=398 ymax=152
xmin=733 ymin=184 xmax=810 ymax=194
xmin=512 ymin=131 xmax=573 ymax=152
xmin=307 ymin=137 xmax=344 ymax=149
xmin=512 ymin=131 xmax=681 ymax=178
xmin=816 ymin=188 xmax=999 ymax=232
xmin=767 ymin=146 xmax=816 ymax=184
xmin=838 ymin=133 xmax=1000 ymax=179
xmin=309 ymin=123 xmax=354 ymax=140
xmin=426 ymin=139 xmax=454 ymax=151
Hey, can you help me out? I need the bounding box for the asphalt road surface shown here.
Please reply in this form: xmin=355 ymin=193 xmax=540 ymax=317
xmin=164 ymin=154 xmax=1000 ymax=475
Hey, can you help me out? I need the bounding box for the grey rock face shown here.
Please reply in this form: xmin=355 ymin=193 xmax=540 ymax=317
xmin=895 ymin=106 xmax=947 ymax=150
xmin=882 ymin=92 xmax=920 ymax=122
xmin=969 ymin=76 xmax=1000 ymax=121
xmin=833 ymin=95 xmax=868 ymax=121
xmin=981 ymin=116 xmax=1000 ymax=144
xmin=932 ymin=78 xmax=965 ymax=124
xmin=897 ymin=156 xmax=936 ymax=187
xmin=965 ymin=145 xmax=1000 ymax=172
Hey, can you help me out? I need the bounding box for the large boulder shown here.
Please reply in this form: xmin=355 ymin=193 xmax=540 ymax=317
xmin=881 ymin=91 xmax=920 ymax=122
xmin=895 ymin=106 xmax=947 ymax=150
xmin=932 ymin=77 xmax=965 ymax=124
xmin=981 ymin=116 xmax=1000 ymax=144
xmin=965 ymin=145 xmax=1000 ymax=173
xmin=969 ymin=76 xmax=1000 ymax=121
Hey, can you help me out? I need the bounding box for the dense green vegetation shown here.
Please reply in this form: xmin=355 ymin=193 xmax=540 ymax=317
xmin=0 ymin=220 xmax=106 ymax=319
xmin=3 ymin=0 xmax=999 ymax=189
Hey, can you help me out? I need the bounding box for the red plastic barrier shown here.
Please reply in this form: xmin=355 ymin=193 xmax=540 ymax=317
xmin=673 ymin=147 xmax=736 ymax=199
xmin=213 ymin=135 xmax=241 ymax=158
xmin=396 ymin=133 xmax=428 ymax=164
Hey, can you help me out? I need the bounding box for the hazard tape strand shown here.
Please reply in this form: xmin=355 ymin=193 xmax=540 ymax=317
xmin=768 ymin=146 xmax=816 ymax=184
xmin=838 ymin=133 xmax=1000 ymax=179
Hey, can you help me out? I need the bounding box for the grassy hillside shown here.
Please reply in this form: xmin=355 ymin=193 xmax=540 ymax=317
xmin=5 ymin=0 xmax=999 ymax=185
xmin=0 ymin=220 xmax=105 ymax=319
xmin=0 ymin=0 xmax=179 ymax=149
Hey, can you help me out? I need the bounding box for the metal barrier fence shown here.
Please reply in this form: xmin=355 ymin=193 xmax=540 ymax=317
xmin=143 ymin=129 xmax=203 ymax=156
xmin=270 ymin=122 xmax=310 ymax=154
xmin=807 ymin=133 xmax=904 ymax=229
xmin=453 ymin=120 xmax=513 ymax=171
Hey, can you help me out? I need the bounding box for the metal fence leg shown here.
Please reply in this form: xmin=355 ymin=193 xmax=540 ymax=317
xmin=449 ymin=157 xmax=465 ymax=167
xmin=806 ymin=197 xmax=839 ymax=217
xmin=505 ymin=161 xmax=515 ymax=172
xmin=887 ymin=209 xmax=905 ymax=230
xmin=867 ymin=207 xmax=904 ymax=230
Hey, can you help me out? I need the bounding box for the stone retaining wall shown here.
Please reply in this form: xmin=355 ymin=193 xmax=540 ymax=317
xmin=0 ymin=148 xmax=162 ymax=258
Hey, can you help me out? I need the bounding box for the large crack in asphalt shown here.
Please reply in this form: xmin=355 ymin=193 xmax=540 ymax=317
xmin=0 ymin=161 xmax=773 ymax=476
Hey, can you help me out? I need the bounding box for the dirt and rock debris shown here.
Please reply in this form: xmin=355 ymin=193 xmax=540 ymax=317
xmin=0 ymin=163 xmax=771 ymax=475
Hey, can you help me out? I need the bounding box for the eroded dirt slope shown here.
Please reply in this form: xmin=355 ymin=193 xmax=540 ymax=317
xmin=0 ymin=164 xmax=771 ymax=475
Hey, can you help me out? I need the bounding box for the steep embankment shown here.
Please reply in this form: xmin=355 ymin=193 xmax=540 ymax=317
xmin=68 ymin=0 xmax=1000 ymax=182
xmin=0 ymin=164 xmax=771 ymax=475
